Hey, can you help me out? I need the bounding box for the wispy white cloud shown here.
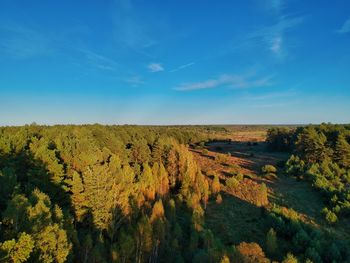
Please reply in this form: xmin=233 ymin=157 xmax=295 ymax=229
xmin=205 ymin=13 xmax=304 ymax=61
xmin=148 ymin=63 xmax=164 ymax=72
xmin=249 ymin=15 xmax=304 ymax=58
xmin=0 ymin=24 xmax=53 ymax=59
xmin=175 ymin=73 xmax=273 ymax=91
xmin=77 ymin=49 xmax=119 ymax=71
xmin=169 ymin=62 xmax=195 ymax=73
xmin=112 ymin=0 xmax=157 ymax=53
xmin=125 ymin=75 xmax=144 ymax=86
xmin=270 ymin=36 xmax=282 ymax=54
xmin=336 ymin=17 xmax=350 ymax=34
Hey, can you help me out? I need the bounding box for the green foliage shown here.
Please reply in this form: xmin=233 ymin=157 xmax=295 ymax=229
xmin=282 ymin=124 xmax=350 ymax=227
xmin=0 ymin=125 xmax=224 ymax=262
xmin=261 ymin=165 xmax=277 ymax=178
xmin=282 ymin=253 xmax=298 ymax=263
xmin=0 ymin=124 xmax=349 ymax=262
xmin=285 ymin=155 xmax=305 ymax=177
xmin=266 ymin=128 xmax=294 ymax=152
xmin=225 ymin=177 xmax=239 ymax=192
xmin=0 ymin=233 xmax=34 ymax=263
xmin=322 ymin=208 xmax=338 ymax=224
xmin=295 ymin=127 xmax=330 ymax=164
xmin=262 ymin=165 xmax=277 ymax=174
xmin=333 ymin=134 xmax=350 ymax=168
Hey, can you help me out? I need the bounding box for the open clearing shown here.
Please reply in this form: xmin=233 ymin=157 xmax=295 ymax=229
xmin=191 ymin=131 xmax=350 ymax=246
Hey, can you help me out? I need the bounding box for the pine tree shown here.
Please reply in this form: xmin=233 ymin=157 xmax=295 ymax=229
xmin=150 ymin=200 xmax=165 ymax=223
xmin=157 ymin=163 xmax=170 ymax=196
xmin=334 ymin=134 xmax=350 ymax=168
xmin=82 ymin=163 xmax=114 ymax=230
xmin=152 ymin=139 xmax=163 ymax=164
xmin=2 ymin=189 xmax=72 ymax=263
xmin=135 ymin=216 xmax=153 ymax=263
xmin=296 ymin=127 xmax=330 ymax=163
xmin=166 ymin=148 xmax=179 ymax=188
xmin=36 ymin=224 xmax=72 ymax=263
xmin=69 ymin=171 xmax=88 ymax=222
xmin=139 ymin=163 xmax=156 ymax=200
xmin=282 ymin=253 xmax=298 ymax=263
xmin=0 ymin=232 xmax=34 ymax=263
xmin=2 ymin=194 xmax=31 ymax=235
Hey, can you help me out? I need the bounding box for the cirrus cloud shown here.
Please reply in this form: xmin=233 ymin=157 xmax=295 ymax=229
xmin=148 ymin=63 xmax=164 ymax=72
xmin=337 ymin=17 xmax=350 ymax=34
xmin=175 ymin=73 xmax=274 ymax=91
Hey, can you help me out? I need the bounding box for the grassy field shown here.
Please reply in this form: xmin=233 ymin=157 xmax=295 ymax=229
xmin=190 ymin=128 xmax=350 ymax=256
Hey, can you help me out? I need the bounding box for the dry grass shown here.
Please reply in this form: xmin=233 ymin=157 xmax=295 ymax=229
xmin=191 ymin=129 xmax=350 ymax=251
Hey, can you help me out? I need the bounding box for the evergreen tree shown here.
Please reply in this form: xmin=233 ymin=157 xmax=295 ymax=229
xmin=333 ymin=134 xmax=350 ymax=168
xmin=139 ymin=163 xmax=156 ymax=200
xmin=296 ymin=127 xmax=330 ymax=163
xmin=166 ymin=148 xmax=179 ymax=188
xmin=282 ymin=253 xmax=298 ymax=263
xmin=157 ymin=163 xmax=170 ymax=197
xmin=69 ymin=171 xmax=88 ymax=222
xmin=0 ymin=232 xmax=34 ymax=263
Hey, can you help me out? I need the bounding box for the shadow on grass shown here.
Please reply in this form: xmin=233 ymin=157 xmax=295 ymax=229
xmin=205 ymin=193 xmax=268 ymax=246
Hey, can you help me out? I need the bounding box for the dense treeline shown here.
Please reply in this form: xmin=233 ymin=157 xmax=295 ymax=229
xmin=1 ymin=124 xmax=349 ymax=262
xmin=0 ymin=125 xmax=222 ymax=262
xmin=267 ymin=124 xmax=350 ymax=223
xmin=265 ymin=124 xmax=350 ymax=262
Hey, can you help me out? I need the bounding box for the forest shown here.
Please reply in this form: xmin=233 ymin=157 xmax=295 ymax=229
xmin=0 ymin=124 xmax=349 ymax=263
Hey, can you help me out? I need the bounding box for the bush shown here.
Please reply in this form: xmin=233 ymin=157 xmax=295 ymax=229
xmin=236 ymin=173 xmax=244 ymax=181
xmin=285 ymin=155 xmax=305 ymax=177
xmin=325 ymin=210 xmax=337 ymax=224
xmin=262 ymin=165 xmax=277 ymax=174
xmin=282 ymin=253 xmax=298 ymax=263
xmin=226 ymin=177 xmax=239 ymax=192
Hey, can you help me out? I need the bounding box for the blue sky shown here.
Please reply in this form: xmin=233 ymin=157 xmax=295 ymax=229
xmin=1 ymin=0 xmax=350 ymax=125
